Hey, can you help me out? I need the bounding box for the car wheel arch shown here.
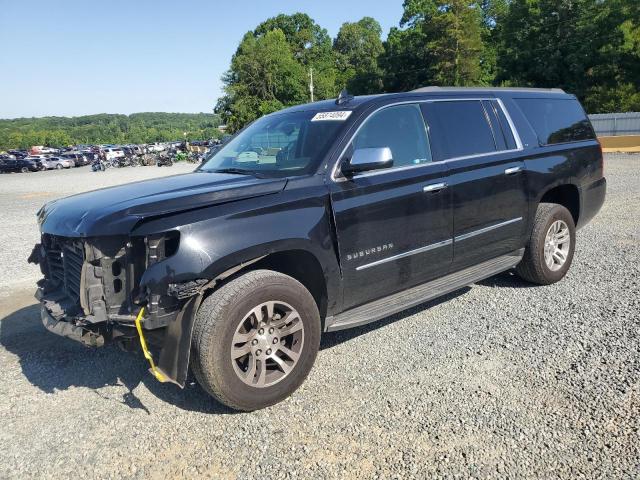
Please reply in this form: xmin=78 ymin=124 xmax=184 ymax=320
xmin=536 ymin=183 xmax=580 ymax=226
xmin=205 ymin=248 xmax=330 ymax=322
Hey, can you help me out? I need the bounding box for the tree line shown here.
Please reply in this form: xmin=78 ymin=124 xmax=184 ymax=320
xmin=0 ymin=112 xmax=222 ymax=150
xmin=216 ymin=0 xmax=640 ymax=132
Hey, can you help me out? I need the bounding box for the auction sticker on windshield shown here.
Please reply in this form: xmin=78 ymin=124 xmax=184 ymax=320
xmin=311 ymin=111 xmax=352 ymax=121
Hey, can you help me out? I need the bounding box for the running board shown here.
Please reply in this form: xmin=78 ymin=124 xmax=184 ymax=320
xmin=325 ymin=249 xmax=524 ymax=332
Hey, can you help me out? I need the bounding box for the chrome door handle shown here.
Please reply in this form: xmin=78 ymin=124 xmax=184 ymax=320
xmin=423 ymin=182 xmax=448 ymax=193
xmin=505 ymin=166 xmax=522 ymax=175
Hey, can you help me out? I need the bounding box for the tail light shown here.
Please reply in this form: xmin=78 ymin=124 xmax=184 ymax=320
xmin=597 ymin=140 xmax=604 ymax=176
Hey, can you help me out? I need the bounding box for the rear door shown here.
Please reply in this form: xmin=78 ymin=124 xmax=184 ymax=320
xmin=421 ymin=99 xmax=528 ymax=271
xmin=329 ymin=103 xmax=453 ymax=310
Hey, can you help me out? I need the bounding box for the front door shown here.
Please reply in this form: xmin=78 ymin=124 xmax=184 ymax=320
xmin=329 ymin=103 xmax=453 ymax=310
xmin=421 ymin=99 xmax=528 ymax=270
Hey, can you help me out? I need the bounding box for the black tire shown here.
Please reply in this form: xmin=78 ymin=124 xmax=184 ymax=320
xmin=55 ymin=164 xmax=63 ymax=170
xmin=191 ymin=270 xmax=321 ymax=411
xmin=20 ymin=167 xmax=29 ymax=173
xmin=516 ymin=202 xmax=576 ymax=285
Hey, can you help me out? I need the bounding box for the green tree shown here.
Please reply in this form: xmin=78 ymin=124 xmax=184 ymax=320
xmin=478 ymin=0 xmax=510 ymax=83
xmin=216 ymin=29 xmax=308 ymax=131
xmin=426 ymin=0 xmax=486 ymax=85
xmin=382 ymin=25 xmax=432 ymax=92
xmin=254 ymin=13 xmax=332 ymax=64
xmin=216 ymin=14 xmax=340 ymax=131
xmin=253 ymin=13 xmax=338 ymax=101
xmin=382 ymin=0 xmax=487 ymax=91
xmin=0 ymin=113 xmax=222 ymax=150
xmin=333 ymin=17 xmax=385 ymax=94
xmin=583 ymin=0 xmax=640 ymax=112
xmin=496 ymin=0 xmax=640 ymax=112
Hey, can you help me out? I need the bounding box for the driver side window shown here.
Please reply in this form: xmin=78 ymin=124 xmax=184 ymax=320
xmin=351 ymin=104 xmax=432 ymax=168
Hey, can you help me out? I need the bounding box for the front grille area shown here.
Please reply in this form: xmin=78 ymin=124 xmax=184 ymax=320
xmin=44 ymin=236 xmax=85 ymax=304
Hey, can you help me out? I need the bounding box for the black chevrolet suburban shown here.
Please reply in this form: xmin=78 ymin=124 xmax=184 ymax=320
xmin=29 ymin=87 xmax=606 ymax=411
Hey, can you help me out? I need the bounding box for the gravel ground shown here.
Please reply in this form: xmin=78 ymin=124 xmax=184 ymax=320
xmin=0 ymin=154 xmax=638 ymax=479
xmin=0 ymin=163 xmax=196 ymax=298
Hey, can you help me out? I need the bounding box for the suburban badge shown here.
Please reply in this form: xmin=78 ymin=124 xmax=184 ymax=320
xmin=346 ymin=243 xmax=394 ymax=262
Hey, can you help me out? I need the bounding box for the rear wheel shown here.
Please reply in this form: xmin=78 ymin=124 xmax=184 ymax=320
xmin=55 ymin=164 xmax=63 ymax=170
xmin=191 ymin=270 xmax=321 ymax=411
xmin=516 ymin=203 xmax=576 ymax=285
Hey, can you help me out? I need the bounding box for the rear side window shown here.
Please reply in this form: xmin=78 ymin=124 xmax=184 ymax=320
xmin=515 ymin=98 xmax=595 ymax=145
xmin=421 ymin=101 xmax=497 ymax=161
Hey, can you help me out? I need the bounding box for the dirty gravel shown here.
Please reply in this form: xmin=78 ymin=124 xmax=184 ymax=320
xmin=0 ymin=154 xmax=638 ymax=479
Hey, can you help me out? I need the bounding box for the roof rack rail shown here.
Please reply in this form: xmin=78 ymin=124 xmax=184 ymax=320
xmin=411 ymin=86 xmax=566 ymax=94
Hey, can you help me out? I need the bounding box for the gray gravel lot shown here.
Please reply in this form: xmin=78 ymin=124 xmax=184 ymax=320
xmin=0 ymin=154 xmax=638 ymax=479
xmin=0 ymin=163 xmax=196 ymax=298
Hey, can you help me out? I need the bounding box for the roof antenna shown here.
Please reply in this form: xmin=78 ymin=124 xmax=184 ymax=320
xmin=336 ymin=89 xmax=354 ymax=106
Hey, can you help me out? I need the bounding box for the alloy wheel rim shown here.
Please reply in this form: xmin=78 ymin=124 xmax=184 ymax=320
xmin=544 ymin=220 xmax=570 ymax=271
xmin=230 ymin=301 xmax=304 ymax=388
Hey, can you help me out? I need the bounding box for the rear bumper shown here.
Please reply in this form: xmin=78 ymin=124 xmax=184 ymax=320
xmin=577 ymin=177 xmax=606 ymax=229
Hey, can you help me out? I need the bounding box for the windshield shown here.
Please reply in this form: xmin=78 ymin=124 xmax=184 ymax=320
xmin=200 ymin=111 xmax=345 ymax=177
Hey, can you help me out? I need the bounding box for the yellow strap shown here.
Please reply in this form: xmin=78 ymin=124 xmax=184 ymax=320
xmin=134 ymin=307 xmax=168 ymax=383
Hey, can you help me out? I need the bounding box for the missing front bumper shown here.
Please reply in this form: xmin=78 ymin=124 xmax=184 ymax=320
xmin=40 ymin=305 xmax=105 ymax=347
xmin=38 ymin=290 xmax=203 ymax=389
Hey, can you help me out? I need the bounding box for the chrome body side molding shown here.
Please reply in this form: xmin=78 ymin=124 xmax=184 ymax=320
xmin=454 ymin=217 xmax=523 ymax=242
xmin=354 ymin=217 xmax=522 ymax=272
xmin=355 ymin=239 xmax=452 ymax=271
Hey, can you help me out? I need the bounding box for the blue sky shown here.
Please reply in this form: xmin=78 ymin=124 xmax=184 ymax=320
xmin=0 ymin=0 xmax=403 ymax=119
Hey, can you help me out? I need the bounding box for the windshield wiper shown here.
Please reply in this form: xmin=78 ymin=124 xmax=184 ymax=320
xmin=208 ymin=168 xmax=265 ymax=177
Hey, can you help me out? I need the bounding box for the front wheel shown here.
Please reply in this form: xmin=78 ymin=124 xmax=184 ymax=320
xmin=191 ymin=270 xmax=321 ymax=411
xmin=516 ymin=203 xmax=576 ymax=285
xmin=21 ymin=167 xmax=29 ymax=173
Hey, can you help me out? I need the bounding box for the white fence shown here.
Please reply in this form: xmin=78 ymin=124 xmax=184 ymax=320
xmin=589 ymin=112 xmax=640 ymax=137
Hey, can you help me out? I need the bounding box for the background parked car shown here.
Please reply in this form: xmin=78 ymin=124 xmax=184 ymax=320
xmin=147 ymin=143 xmax=165 ymax=153
xmin=41 ymin=156 xmax=74 ymax=169
xmin=60 ymin=152 xmax=90 ymax=167
xmin=27 ymin=154 xmax=49 ymax=161
xmin=0 ymin=158 xmax=43 ymax=173
xmin=23 ymin=156 xmax=48 ymax=169
xmin=81 ymin=151 xmax=98 ymax=162
xmin=103 ymin=147 xmax=125 ymax=160
xmin=30 ymin=146 xmax=60 ymax=155
xmin=8 ymin=149 xmax=28 ymax=159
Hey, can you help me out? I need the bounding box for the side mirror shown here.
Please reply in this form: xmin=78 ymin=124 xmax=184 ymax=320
xmin=342 ymin=147 xmax=393 ymax=176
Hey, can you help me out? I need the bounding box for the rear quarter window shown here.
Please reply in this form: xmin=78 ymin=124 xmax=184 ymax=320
xmin=515 ymin=98 xmax=595 ymax=145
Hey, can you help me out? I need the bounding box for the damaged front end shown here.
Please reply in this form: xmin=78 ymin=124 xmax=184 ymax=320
xmin=29 ymin=231 xmax=204 ymax=386
xmin=28 ymin=171 xmax=289 ymax=388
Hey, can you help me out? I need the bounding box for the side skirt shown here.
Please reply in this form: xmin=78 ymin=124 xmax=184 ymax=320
xmin=325 ymin=249 xmax=524 ymax=332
